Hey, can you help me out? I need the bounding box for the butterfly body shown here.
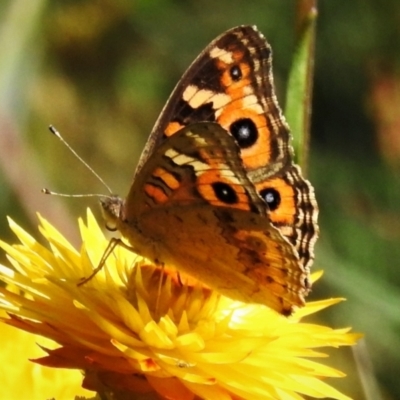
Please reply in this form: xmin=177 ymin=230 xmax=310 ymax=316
xmin=101 ymin=26 xmax=318 ymax=315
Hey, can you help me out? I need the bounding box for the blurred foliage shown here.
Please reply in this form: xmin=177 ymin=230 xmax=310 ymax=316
xmin=0 ymin=0 xmax=400 ymax=399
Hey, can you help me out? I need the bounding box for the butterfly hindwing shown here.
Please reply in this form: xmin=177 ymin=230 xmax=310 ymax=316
xmin=121 ymin=123 xmax=309 ymax=314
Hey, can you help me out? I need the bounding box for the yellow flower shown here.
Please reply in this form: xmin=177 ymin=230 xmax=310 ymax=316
xmin=0 ymin=318 xmax=92 ymax=400
xmin=0 ymin=210 xmax=360 ymax=400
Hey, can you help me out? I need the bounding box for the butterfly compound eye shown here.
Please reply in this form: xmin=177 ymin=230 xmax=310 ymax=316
xmin=105 ymin=222 xmax=118 ymax=232
xmin=259 ymin=188 xmax=281 ymax=211
xmin=229 ymin=118 xmax=258 ymax=148
xmin=211 ymin=182 xmax=238 ymax=204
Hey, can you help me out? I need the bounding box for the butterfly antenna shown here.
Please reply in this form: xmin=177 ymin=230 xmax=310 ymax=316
xmin=48 ymin=125 xmax=113 ymax=194
xmin=41 ymin=188 xmax=108 ymax=198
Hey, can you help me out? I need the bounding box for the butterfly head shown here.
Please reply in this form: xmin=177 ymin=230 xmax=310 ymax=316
xmin=100 ymin=195 xmax=124 ymax=232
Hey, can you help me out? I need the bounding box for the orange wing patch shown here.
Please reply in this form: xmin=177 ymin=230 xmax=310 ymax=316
xmin=165 ymin=121 xmax=185 ymax=137
xmin=144 ymin=183 xmax=169 ymax=204
xmin=153 ymin=167 xmax=180 ymax=190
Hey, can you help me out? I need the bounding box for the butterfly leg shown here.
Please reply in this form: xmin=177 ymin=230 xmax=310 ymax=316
xmin=155 ymin=260 xmax=165 ymax=317
xmin=77 ymin=237 xmax=134 ymax=286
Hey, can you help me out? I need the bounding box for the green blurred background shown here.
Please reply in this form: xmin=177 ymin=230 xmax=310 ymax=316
xmin=0 ymin=1 xmax=399 ymax=399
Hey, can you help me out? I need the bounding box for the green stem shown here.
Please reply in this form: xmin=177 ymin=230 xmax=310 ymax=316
xmin=285 ymin=0 xmax=318 ymax=174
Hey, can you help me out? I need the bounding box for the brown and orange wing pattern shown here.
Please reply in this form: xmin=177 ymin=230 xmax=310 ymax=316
xmin=135 ymin=25 xmax=318 ymax=271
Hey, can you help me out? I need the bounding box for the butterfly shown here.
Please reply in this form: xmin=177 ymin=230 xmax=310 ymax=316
xmin=101 ymin=25 xmax=319 ymax=315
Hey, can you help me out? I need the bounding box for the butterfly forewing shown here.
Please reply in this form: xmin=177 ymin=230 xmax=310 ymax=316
xmin=137 ymin=26 xmax=291 ymax=174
